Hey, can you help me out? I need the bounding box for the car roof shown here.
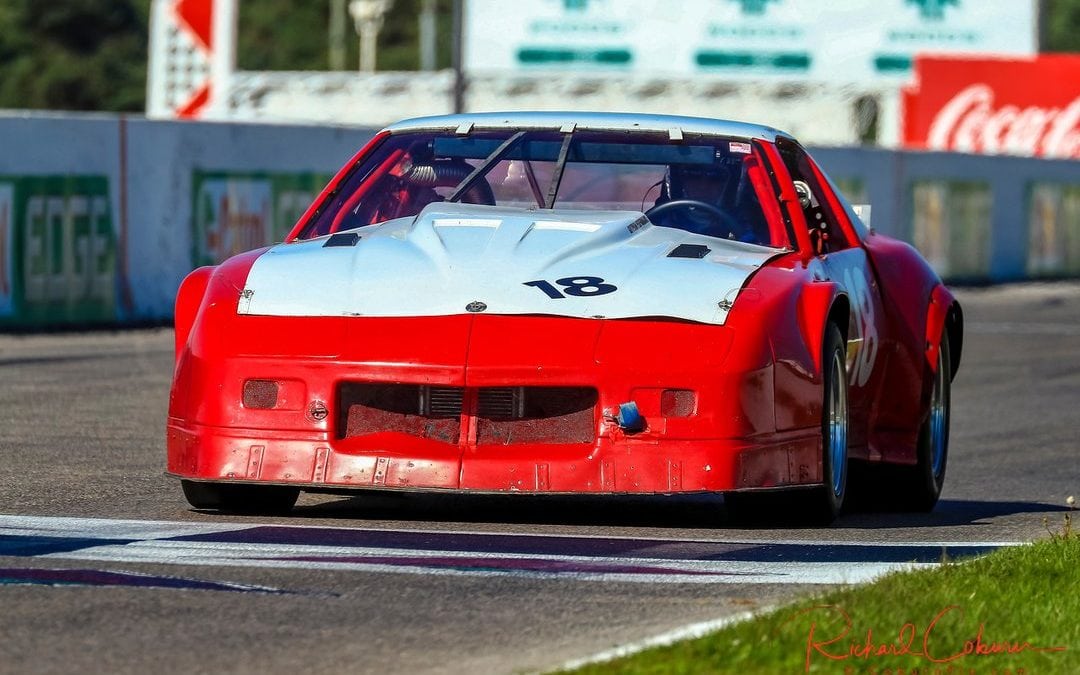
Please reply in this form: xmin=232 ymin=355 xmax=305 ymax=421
xmin=382 ymin=111 xmax=795 ymax=143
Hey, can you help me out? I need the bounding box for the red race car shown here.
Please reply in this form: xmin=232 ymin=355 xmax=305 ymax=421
xmin=168 ymin=112 xmax=962 ymax=523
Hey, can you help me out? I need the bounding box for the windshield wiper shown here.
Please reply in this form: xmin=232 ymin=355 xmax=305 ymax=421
xmin=447 ymin=131 xmax=525 ymax=203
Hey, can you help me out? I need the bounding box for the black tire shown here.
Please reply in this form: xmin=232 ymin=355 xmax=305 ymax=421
xmin=181 ymin=480 xmax=300 ymax=514
xmin=726 ymin=323 xmax=849 ymax=526
xmin=891 ymin=334 xmax=951 ymax=511
xmin=806 ymin=323 xmax=850 ymax=523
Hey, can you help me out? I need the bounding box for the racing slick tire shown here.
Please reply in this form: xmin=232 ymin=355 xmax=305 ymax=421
xmin=725 ymin=323 xmax=849 ymax=525
xmin=890 ymin=334 xmax=951 ymax=512
xmin=181 ymin=480 xmax=300 ymax=514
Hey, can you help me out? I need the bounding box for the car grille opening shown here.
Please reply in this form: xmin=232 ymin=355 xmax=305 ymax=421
xmin=339 ymin=383 xmax=462 ymax=443
xmin=338 ymin=384 xmax=597 ymax=445
xmin=477 ymin=387 xmax=524 ymax=419
xmin=476 ymin=387 xmax=596 ymax=445
xmin=422 ymin=386 xmax=465 ymax=418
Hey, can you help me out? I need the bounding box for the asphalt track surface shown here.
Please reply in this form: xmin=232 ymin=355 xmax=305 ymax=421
xmin=1 ymin=282 xmax=1078 ymax=674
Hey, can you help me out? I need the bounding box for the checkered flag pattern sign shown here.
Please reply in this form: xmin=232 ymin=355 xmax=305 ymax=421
xmin=148 ymin=0 xmax=216 ymax=118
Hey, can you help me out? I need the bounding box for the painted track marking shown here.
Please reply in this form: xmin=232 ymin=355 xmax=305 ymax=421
xmin=554 ymin=608 xmax=771 ymax=672
xmin=0 ymin=515 xmax=1021 ymax=585
xmin=0 ymin=567 xmax=292 ymax=594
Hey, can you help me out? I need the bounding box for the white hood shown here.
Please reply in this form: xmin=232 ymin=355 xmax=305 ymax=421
xmin=238 ymin=203 xmax=782 ymax=325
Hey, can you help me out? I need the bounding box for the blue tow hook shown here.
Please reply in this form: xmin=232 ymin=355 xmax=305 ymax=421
xmin=616 ymin=401 xmax=645 ymax=432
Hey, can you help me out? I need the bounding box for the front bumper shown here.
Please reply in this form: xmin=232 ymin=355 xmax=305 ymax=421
xmin=168 ymin=313 xmax=822 ymax=494
xmin=167 ymin=419 xmax=820 ymax=493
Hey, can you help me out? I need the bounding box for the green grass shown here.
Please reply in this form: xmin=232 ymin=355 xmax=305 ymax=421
xmin=568 ymin=520 xmax=1079 ymax=674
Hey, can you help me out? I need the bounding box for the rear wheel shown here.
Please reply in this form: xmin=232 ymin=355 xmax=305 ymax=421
xmin=181 ymin=480 xmax=300 ymax=514
xmin=891 ymin=335 xmax=951 ymax=511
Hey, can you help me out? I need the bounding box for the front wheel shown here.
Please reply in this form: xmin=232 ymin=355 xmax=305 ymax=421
xmin=809 ymin=323 xmax=850 ymax=523
xmin=181 ymin=480 xmax=300 ymax=514
xmin=725 ymin=323 xmax=849 ymax=526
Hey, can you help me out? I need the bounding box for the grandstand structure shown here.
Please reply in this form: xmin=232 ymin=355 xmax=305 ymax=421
xmin=223 ymin=70 xmax=898 ymax=147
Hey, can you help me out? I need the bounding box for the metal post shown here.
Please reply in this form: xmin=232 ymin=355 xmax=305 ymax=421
xmin=349 ymin=0 xmax=395 ymax=72
xmin=420 ymin=0 xmax=437 ymax=71
xmin=330 ymin=0 xmax=347 ymax=70
xmin=451 ymin=0 xmax=464 ymax=113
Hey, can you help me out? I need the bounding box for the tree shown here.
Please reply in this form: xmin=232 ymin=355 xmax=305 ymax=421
xmin=237 ymin=0 xmax=452 ymax=72
xmin=1045 ymin=0 xmax=1080 ymax=52
xmin=0 ymin=0 xmax=150 ymax=112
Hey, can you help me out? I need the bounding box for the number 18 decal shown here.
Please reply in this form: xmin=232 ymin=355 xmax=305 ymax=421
xmin=524 ymin=276 xmax=617 ymax=299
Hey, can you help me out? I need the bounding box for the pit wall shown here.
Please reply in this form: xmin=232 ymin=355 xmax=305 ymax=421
xmin=1 ymin=113 xmax=1078 ymax=327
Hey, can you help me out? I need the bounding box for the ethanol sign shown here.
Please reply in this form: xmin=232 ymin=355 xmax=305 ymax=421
xmin=463 ymin=0 xmax=1036 ymax=81
xmin=192 ymin=172 xmax=330 ymax=266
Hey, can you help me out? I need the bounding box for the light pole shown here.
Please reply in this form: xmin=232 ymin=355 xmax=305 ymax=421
xmin=349 ymin=0 xmax=395 ymax=72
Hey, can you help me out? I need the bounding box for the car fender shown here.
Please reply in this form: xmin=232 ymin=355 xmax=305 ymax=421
xmin=797 ymin=280 xmax=847 ymax=375
xmin=926 ymin=283 xmax=964 ymax=378
xmin=174 ymin=266 xmax=214 ymax=360
xmin=863 ymin=233 xmax=963 ymax=380
xmin=169 ymin=248 xmax=270 ymax=423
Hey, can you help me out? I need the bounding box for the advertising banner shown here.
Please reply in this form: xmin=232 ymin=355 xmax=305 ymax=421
xmin=464 ymin=0 xmax=1035 ymax=81
xmin=0 ymin=176 xmax=118 ymax=326
xmin=191 ymin=172 xmax=329 ymax=266
xmin=902 ymin=55 xmax=1080 ymax=158
xmin=0 ymin=183 xmax=13 ymax=317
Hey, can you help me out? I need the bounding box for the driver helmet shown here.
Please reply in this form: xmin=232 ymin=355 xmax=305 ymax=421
xmin=661 ymin=162 xmax=734 ymax=207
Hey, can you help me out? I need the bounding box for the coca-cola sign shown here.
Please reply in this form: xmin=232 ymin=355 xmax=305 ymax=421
xmin=903 ymin=55 xmax=1080 ymax=159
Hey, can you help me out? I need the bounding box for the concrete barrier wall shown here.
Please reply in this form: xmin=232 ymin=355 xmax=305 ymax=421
xmin=0 ymin=114 xmax=374 ymax=326
xmin=1 ymin=113 xmax=1078 ymax=327
xmin=812 ymin=148 xmax=1080 ymax=282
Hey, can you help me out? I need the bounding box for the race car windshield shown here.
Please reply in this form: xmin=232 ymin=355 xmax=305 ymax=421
xmin=297 ymin=129 xmax=788 ymax=248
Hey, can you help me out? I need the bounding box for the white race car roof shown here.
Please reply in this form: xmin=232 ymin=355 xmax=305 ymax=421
xmin=382 ymin=111 xmax=795 ymax=143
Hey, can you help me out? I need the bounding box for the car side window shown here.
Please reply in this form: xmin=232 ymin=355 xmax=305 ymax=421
xmin=776 ymin=141 xmax=852 ymax=254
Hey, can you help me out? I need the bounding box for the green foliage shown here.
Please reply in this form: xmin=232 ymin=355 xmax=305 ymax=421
xmin=1045 ymin=0 xmax=1080 ymax=52
xmin=237 ymin=0 xmax=453 ymax=72
xmin=237 ymin=1 xmax=329 ymax=71
xmin=0 ymin=0 xmax=151 ymax=112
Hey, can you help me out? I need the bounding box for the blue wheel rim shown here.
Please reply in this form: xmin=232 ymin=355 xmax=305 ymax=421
xmin=828 ymin=350 xmax=848 ymax=498
xmin=929 ymin=348 xmax=948 ymax=478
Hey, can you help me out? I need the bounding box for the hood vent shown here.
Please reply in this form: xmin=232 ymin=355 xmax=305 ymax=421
xmin=324 ymin=232 xmax=361 ymax=247
xmin=668 ymin=244 xmax=711 ymax=259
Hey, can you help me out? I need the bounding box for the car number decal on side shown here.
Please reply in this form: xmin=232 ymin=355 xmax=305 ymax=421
xmin=843 ymin=268 xmax=880 ymax=387
xmin=523 ymin=276 xmax=618 ymax=299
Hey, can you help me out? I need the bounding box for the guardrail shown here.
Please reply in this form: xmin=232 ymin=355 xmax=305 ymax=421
xmin=1 ymin=113 xmax=1078 ymax=327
